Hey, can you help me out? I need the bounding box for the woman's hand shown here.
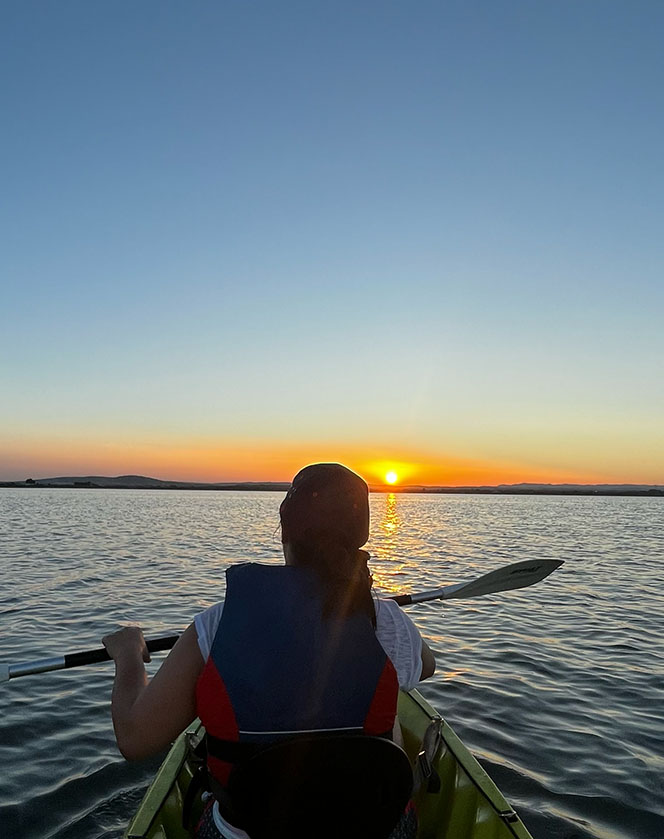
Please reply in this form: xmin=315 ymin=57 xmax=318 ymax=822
xmin=103 ymin=623 xmax=203 ymax=761
xmin=102 ymin=626 xmax=151 ymax=663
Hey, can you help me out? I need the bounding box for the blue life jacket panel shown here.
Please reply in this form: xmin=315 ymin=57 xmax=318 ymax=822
xmin=196 ymin=563 xmax=398 ymax=787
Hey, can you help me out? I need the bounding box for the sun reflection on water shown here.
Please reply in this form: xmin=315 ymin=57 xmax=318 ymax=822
xmin=370 ymin=493 xmax=414 ymax=594
xmin=382 ymin=493 xmax=401 ymax=535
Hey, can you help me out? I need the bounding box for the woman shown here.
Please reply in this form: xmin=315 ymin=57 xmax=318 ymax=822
xmin=103 ymin=463 xmax=435 ymax=838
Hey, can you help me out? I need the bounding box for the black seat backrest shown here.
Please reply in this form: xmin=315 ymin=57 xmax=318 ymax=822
xmin=225 ymin=734 xmax=413 ymax=839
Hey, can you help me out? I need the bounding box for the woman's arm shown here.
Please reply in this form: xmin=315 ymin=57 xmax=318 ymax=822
xmin=102 ymin=623 xmax=204 ymax=761
xmin=420 ymin=638 xmax=436 ymax=680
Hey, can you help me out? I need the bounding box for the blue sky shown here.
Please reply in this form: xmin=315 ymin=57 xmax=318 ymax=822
xmin=2 ymin=1 xmax=662 ymax=483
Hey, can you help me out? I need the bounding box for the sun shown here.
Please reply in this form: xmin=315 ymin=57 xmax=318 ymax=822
xmin=385 ymin=470 xmax=398 ymax=485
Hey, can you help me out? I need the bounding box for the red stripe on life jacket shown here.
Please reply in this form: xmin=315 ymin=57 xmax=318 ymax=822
xmin=363 ymin=657 xmax=399 ymax=736
xmin=196 ymin=656 xmax=239 ymax=742
xmin=196 ymin=657 xmax=240 ymax=787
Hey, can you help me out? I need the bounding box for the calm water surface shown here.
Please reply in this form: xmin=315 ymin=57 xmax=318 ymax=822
xmin=0 ymin=489 xmax=662 ymax=839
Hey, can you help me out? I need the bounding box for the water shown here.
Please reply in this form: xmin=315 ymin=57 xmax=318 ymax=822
xmin=0 ymin=489 xmax=662 ymax=839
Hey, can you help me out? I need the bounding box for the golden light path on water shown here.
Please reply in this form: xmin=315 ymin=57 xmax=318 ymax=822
xmin=370 ymin=494 xmax=452 ymax=654
xmin=370 ymin=493 xmax=407 ymax=594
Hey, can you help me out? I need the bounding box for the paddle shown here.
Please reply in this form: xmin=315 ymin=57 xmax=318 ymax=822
xmin=390 ymin=558 xmax=563 ymax=605
xmin=1 ymin=558 xmax=562 ymax=681
xmin=1 ymin=635 xmax=179 ymax=682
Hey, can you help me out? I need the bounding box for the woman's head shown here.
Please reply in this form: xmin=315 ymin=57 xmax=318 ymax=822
xmin=279 ymin=463 xmax=369 ymax=548
xmin=280 ymin=463 xmax=374 ymax=623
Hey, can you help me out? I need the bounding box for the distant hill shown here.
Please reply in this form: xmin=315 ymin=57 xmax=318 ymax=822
xmin=501 ymin=482 xmax=664 ymax=493
xmin=0 ymin=475 xmax=661 ymax=496
xmin=39 ymin=475 xmax=179 ymax=488
xmin=3 ymin=475 xmax=290 ymax=491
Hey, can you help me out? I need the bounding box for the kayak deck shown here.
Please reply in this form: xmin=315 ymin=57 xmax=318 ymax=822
xmin=126 ymin=689 xmax=534 ymax=839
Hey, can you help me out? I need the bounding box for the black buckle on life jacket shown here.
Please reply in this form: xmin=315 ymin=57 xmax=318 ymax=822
xmin=205 ymin=735 xmax=263 ymax=764
xmin=203 ymin=734 xmax=264 ymax=829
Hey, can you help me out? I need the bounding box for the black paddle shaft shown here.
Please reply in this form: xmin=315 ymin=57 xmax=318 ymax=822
xmin=64 ymin=634 xmax=180 ymax=668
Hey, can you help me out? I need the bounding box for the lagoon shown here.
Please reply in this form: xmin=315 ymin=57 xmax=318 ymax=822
xmin=0 ymin=489 xmax=662 ymax=838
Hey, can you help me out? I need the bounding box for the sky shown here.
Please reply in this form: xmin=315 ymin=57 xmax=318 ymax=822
xmin=2 ymin=1 xmax=663 ymax=487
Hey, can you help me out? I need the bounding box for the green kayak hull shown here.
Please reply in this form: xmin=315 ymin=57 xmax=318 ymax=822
xmin=125 ymin=689 xmax=534 ymax=839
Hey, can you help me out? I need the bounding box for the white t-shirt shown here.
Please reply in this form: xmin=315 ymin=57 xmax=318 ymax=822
xmin=193 ymin=596 xmax=424 ymax=839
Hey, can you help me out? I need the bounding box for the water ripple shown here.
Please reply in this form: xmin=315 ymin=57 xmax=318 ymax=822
xmin=1 ymin=489 xmax=662 ymax=839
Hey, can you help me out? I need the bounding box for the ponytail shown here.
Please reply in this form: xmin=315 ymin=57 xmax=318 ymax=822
xmin=287 ymin=528 xmax=376 ymax=627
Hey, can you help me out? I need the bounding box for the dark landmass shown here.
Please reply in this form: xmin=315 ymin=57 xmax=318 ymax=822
xmin=0 ymin=475 xmax=291 ymax=492
xmin=382 ymin=483 xmax=664 ymax=497
xmin=1 ymin=475 xmax=662 ymax=496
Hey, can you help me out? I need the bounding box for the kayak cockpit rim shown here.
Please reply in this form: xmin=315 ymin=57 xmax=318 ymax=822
xmin=125 ymin=724 xmax=199 ymax=839
xmin=403 ymin=690 xmax=528 ymax=835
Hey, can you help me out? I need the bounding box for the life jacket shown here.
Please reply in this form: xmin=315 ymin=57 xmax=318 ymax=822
xmin=195 ymin=563 xmax=399 ymax=791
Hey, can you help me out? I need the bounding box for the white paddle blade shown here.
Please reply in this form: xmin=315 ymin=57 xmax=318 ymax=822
xmin=440 ymin=559 xmax=563 ymax=601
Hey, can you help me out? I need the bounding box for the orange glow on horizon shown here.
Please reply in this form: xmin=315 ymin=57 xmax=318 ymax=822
xmin=0 ymin=432 xmax=634 ymax=487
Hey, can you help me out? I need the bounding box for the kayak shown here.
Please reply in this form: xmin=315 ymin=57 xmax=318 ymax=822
xmin=125 ymin=688 xmax=534 ymax=839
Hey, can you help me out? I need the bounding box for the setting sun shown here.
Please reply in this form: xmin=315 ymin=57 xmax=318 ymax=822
xmin=385 ymin=470 xmax=398 ymax=485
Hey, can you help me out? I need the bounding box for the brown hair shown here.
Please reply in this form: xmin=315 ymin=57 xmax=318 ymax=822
xmin=280 ymin=464 xmax=375 ymax=626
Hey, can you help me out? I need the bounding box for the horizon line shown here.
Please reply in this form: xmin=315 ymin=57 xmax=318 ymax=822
xmin=1 ymin=474 xmax=662 ymax=494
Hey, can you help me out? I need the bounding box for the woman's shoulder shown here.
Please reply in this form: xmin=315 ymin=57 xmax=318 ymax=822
xmin=374 ymin=596 xmax=399 ymax=621
xmin=375 ymin=597 xmax=420 ymax=636
xmin=374 ymin=597 xmax=423 ymax=690
xmin=375 ymin=595 xmax=422 ymax=622
xmin=193 ymin=600 xmax=225 ymax=662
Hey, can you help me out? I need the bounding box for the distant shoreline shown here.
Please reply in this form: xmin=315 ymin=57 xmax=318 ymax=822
xmin=1 ymin=476 xmax=662 ymax=497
